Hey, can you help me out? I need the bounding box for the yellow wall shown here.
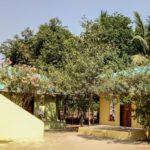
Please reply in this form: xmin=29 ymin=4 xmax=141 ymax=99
xmin=1 ymin=92 xmax=65 ymax=129
xmin=0 ymin=94 xmax=44 ymax=141
xmin=1 ymin=92 xmax=58 ymax=122
xmin=99 ymin=94 xmax=142 ymax=128
xmin=78 ymin=126 xmax=146 ymax=140
xmin=100 ymin=94 xmax=120 ymax=126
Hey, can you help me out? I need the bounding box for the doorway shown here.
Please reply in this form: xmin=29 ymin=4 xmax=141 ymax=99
xmin=26 ymin=96 xmax=34 ymax=114
xmin=120 ymin=104 xmax=131 ymax=127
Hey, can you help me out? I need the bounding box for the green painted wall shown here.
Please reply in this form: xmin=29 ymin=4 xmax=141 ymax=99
xmin=34 ymin=95 xmax=57 ymax=121
xmin=34 ymin=95 xmax=65 ymax=129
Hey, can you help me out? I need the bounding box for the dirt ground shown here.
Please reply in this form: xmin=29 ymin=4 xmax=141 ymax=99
xmin=0 ymin=131 xmax=149 ymax=150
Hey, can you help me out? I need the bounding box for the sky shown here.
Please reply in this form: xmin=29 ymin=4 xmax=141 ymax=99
xmin=0 ymin=0 xmax=150 ymax=45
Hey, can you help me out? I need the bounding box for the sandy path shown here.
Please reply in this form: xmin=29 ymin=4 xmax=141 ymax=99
xmin=0 ymin=131 xmax=149 ymax=150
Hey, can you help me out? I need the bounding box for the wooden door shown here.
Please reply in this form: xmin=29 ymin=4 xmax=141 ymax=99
xmin=120 ymin=104 xmax=131 ymax=127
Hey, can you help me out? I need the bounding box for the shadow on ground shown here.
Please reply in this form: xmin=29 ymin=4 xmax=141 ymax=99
xmin=77 ymin=134 xmax=149 ymax=145
xmin=0 ymin=140 xmax=12 ymax=144
xmin=45 ymin=128 xmax=78 ymax=133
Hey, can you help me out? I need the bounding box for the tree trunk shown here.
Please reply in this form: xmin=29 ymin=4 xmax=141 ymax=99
xmin=88 ymin=93 xmax=93 ymax=126
xmin=63 ymin=97 xmax=67 ymax=120
xmin=88 ymin=105 xmax=91 ymax=126
xmin=92 ymin=110 xmax=95 ymax=125
xmin=72 ymin=111 xmax=74 ymax=125
xmin=80 ymin=112 xmax=84 ymax=127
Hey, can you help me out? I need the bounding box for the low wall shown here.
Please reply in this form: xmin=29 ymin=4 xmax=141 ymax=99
xmin=78 ymin=126 xmax=146 ymax=141
xmin=0 ymin=94 xmax=44 ymax=141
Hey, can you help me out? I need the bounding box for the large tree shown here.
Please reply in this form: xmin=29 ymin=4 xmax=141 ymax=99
xmin=0 ymin=18 xmax=79 ymax=69
xmin=58 ymin=12 xmax=134 ymax=125
xmin=63 ymin=41 xmax=124 ymax=125
xmin=130 ymin=12 xmax=150 ymax=66
xmin=81 ymin=11 xmax=133 ymax=58
xmin=132 ymin=12 xmax=150 ymax=56
xmin=133 ymin=12 xmax=150 ymax=54
xmin=33 ymin=18 xmax=79 ymax=69
xmin=0 ymin=28 xmax=35 ymax=65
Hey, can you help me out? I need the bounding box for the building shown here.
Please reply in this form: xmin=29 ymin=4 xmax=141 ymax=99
xmin=79 ymin=66 xmax=150 ymax=140
xmin=99 ymin=65 xmax=150 ymax=128
xmin=0 ymin=66 xmax=64 ymax=140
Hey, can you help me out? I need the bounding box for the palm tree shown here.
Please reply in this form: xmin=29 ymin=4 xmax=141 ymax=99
xmin=133 ymin=11 xmax=150 ymax=55
xmin=132 ymin=12 xmax=150 ymax=65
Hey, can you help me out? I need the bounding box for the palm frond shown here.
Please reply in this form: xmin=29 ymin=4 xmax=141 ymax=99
xmin=146 ymin=16 xmax=150 ymax=47
xmin=134 ymin=11 xmax=145 ymax=38
xmin=99 ymin=10 xmax=107 ymax=25
xmin=131 ymin=54 xmax=149 ymax=65
xmin=133 ymin=35 xmax=149 ymax=54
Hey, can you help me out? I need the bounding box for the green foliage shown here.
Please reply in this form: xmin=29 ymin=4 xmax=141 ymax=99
xmin=0 ymin=11 xmax=150 ymax=128
xmin=131 ymin=54 xmax=150 ymax=66
xmin=33 ymin=18 xmax=79 ymax=68
xmin=133 ymin=11 xmax=150 ymax=55
xmin=100 ymin=65 xmax=150 ymax=136
xmin=133 ymin=35 xmax=149 ymax=54
xmin=64 ymin=44 xmax=119 ymax=97
xmin=0 ymin=28 xmax=35 ymax=65
xmin=0 ymin=65 xmax=53 ymax=94
xmin=146 ymin=17 xmax=150 ymax=48
xmin=81 ymin=12 xmax=133 ymax=56
xmin=134 ymin=96 xmax=150 ymax=128
xmin=0 ymin=19 xmax=79 ymax=69
xmin=0 ymin=64 xmax=56 ymax=109
xmin=134 ymin=11 xmax=145 ymax=38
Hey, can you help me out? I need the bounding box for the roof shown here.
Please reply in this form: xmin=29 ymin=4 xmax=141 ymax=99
xmin=0 ymin=66 xmax=56 ymax=93
xmin=113 ymin=65 xmax=150 ymax=77
xmin=100 ymin=65 xmax=150 ymax=79
xmin=0 ymin=84 xmax=5 ymax=91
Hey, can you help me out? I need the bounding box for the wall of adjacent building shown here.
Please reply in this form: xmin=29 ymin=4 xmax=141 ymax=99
xmin=34 ymin=94 xmax=65 ymax=129
xmin=1 ymin=91 xmax=65 ymax=129
xmin=0 ymin=94 xmax=44 ymax=141
xmin=34 ymin=95 xmax=57 ymax=120
xmin=99 ymin=94 xmax=142 ymax=128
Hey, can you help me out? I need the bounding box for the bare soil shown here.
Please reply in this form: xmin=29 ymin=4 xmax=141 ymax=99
xmin=0 ymin=131 xmax=149 ymax=150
